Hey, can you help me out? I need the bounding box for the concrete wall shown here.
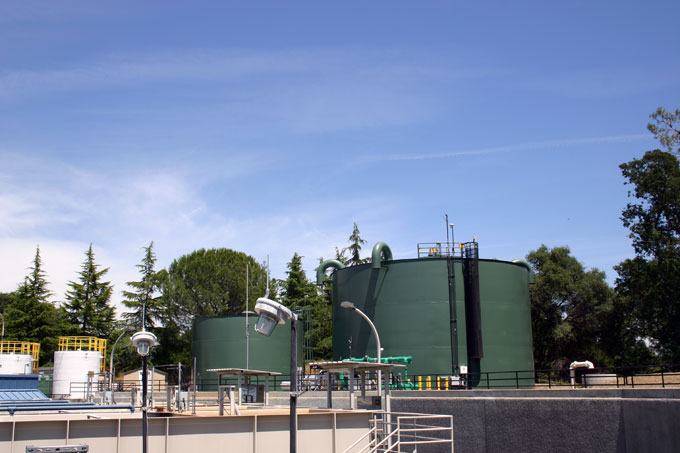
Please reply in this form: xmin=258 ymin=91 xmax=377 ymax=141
xmin=0 ymin=411 xmax=371 ymax=453
xmin=391 ymin=389 xmax=680 ymax=453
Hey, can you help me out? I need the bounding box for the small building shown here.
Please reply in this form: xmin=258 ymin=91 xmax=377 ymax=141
xmin=118 ymin=368 xmax=168 ymax=390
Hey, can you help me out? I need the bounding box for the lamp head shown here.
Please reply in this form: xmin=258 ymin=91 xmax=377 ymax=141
xmin=340 ymin=301 xmax=356 ymax=310
xmin=254 ymin=297 xmax=296 ymax=337
xmin=131 ymin=330 xmax=158 ymax=357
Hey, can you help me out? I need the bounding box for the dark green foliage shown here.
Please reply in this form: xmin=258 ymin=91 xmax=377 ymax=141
xmin=280 ymin=253 xmax=333 ymax=359
xmin=122 ymin=242 xmax=163 ymax=329
xmin=335 ymin=222 xmax=369 ymax=266
xmin=22 ymin=246 xmax=53 ymax=304
xmin=4 ymin=247 xmax=76 ymax=364
xmin=0 ymin=292 xmax=14 ymax=313
xmin=616 ymin=148 xmax=680 ymax=363
xmin=527 ymin=245 xmax=619 ymax=369
xmin=162 ymin=248 xmax=269 ymax=332
xmin=346 ymin=222 xmax=368 ymax=265
xmin=63 ymin=244 xmax=116 ymax=337
xmin=280 ymin=253 xmax=316 ymax=309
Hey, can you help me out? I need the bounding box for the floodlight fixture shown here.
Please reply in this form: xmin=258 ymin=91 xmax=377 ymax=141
xmin=131 ymin=331 xmax=158 ymax=357
xmin=254 ymin=297 xmax=297 ymax=337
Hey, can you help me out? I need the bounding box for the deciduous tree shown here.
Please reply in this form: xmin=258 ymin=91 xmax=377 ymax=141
xmin=616 ymin=146 xmax=680 ymax=362
xmin=162 ymin=248 xmax=268 ymax=332
xmin=527 ymin=245 xmax=617 ymax=369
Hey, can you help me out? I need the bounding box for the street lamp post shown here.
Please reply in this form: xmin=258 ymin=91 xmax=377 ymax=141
xmin=340 ymin=301 xmax=382 ymax=398
xmin=253 ymin=297 xmax=298 ymax=453
xmin=109 ymin=327 xmax=135 ymax=402
xmin=131 ymin=330 xmax=158 ymax=453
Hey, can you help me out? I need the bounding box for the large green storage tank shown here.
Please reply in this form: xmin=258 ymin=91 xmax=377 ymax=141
xmin=323 ymin=241 xmax=534 ymax=385
xmin=192 ymin=315 xmax=303 ymax=390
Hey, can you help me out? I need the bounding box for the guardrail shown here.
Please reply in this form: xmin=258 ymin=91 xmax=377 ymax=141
xmin=62 ymin=363 xmax=680 ymax=402
xmin=343 ymin=411 xmax=453 ymax=452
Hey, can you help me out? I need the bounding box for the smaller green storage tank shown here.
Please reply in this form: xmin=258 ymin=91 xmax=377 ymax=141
xmin=192 ymin=315 xmax=303 ymax=390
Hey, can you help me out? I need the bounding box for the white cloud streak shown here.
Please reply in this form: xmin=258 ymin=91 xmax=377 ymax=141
xmin=360 ymin=134 xmax=650 ymax=163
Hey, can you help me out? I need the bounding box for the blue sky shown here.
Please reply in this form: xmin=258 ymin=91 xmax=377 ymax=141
xmin=1 ymin=1 xmax=679 ymax=313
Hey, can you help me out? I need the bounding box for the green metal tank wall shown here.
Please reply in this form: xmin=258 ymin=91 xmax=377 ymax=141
xmin=192 ymin=315 xmax=302 ymax=390
xmin=331 ymin=258 xmax=533 ymax=379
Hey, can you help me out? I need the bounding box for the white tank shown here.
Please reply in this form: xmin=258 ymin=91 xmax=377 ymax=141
xmin=53 ymin=350 xmax=102 ymax=399
xmin=0 ymin=354 xmax=34 ymax=374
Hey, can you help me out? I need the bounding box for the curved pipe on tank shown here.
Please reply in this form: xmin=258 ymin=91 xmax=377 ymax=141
xmin=512 ymin=259 xmax=535 ymax=284
xmin=316 ymin=260 xmax=346 ymax=285
xmin=371 ymin=242 xmax=393 ymax=269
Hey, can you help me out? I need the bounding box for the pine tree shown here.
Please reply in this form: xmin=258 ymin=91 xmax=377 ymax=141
xmin=22 ymin=246 xmax=53 ymax=304
xmin=5 ymin=246 xmax=74 ymax=364
xmin=63 ymin=244 xmax=116 ymax=337
xmin=280 ymin=253 xmax=333 ymax=359
xmin=346 ymin=222 xmax=368 ymax=266
xmin=122 ymin=241 xmax=162 ymax=329
xmin=280 ymin=253 xmax=317 ymax=308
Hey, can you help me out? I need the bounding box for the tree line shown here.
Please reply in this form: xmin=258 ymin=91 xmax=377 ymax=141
xmin=0 ymin=224 xmax=368 ymax=376
xmin=1 ymin=108 xmax=678 ymax=374
xmin=529 ymin=107 xmax=680 ymax=369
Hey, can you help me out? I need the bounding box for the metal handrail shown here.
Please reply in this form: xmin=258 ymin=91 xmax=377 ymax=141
xmin=343 ymin=411 xmax=453 ymax=453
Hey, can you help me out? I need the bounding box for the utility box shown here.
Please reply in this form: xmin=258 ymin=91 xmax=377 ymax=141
xmin=242 ymin=384 xmax=265 ymax=403
xmin=357 ymin=396 xmax=381 ymax=410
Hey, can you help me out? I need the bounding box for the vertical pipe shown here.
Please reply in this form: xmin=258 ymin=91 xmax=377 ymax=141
xmin=177 ymin=363 xmax=182 ymax=411
xmin=142 ymin=355 xmax=148 ymax=453
xmin=150 ymin=367 xmax=155 ymax=408
xmin=246 ymin=263 xmax=250 ymax=370
xmin=290 ymin=319 xmax=298 ymax=453
xmin=192 ymin=357 xmax=197 ymax=414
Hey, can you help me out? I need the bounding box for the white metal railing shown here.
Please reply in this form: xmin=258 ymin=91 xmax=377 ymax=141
xmin=343 ymin=411 xmax=453 ymax=453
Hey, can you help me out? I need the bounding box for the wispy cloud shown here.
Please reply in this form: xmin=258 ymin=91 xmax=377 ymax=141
xmin=0 ymin=149 xmax=404 ymax=314
xmin=0 ymin=48 xmax=478 ymax=134
xmin=359 ymin=134 xmax=650 ymax=163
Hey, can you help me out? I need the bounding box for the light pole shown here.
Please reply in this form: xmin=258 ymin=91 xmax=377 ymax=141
xmin=131 ymin=330 xmax=158 ymax=453
xmin=340 ymin=301 xmax=382 ymax=397
xmin=109 ymin=327 xmax=135 ymax=401
xmin=253 ymin=297 xmax=298 ymax=453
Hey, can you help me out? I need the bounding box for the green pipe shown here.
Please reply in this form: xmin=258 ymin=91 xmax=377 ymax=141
xmin=371 ymin=242 xmax=393 ymax=269
xmin=316 ymin=259 xmax=346 ymax=285
xmin=512 ymin=259 xmax=535 ymax=284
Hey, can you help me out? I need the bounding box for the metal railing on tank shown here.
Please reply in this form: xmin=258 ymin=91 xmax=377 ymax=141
xmin=417 ymin=240 xmax=478 ymax=258
xmin=0 ymin=341 xmax=41 ymax=373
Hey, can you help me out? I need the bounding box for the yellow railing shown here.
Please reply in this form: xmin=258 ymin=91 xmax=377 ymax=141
xmin=0 ymin=341 xmax=41 ymax=372
xmin=58 ymin=336 xmax=107 ymax=372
